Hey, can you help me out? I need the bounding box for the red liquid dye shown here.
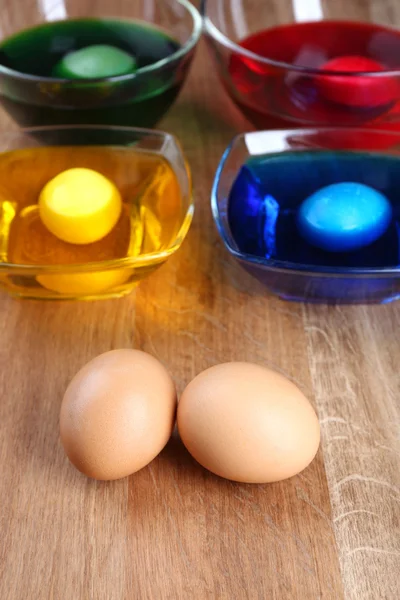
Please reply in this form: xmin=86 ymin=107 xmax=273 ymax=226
xmin=227 ymin=21 xmax=400 ymax=129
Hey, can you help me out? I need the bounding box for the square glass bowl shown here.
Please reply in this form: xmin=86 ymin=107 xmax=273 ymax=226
xmin=211 ymin=128 xmax=400 ymax=304
xmin=0 ymin=125 xmax=193 ymax=301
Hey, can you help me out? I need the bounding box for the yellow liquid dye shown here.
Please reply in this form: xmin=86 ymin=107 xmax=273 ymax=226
xmin=0 ymin=146 xmax=185 ymax=298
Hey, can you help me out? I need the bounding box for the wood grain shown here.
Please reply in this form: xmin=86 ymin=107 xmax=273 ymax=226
xmin=0 ymin=2 xmax=399 ymax=599
xmin=304 ymin=304 xmax=400 ymax=600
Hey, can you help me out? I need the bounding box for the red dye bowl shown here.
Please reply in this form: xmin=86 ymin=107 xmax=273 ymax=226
xmin=202 ymin=1 xmax=400 ymax=130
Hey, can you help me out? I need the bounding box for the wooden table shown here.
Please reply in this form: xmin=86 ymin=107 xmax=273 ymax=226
xmin=0 ymin=4 xmax=399 ymax=599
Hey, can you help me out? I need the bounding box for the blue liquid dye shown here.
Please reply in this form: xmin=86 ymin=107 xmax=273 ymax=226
xmin=228 ymin=151 xmax=400 ymax=268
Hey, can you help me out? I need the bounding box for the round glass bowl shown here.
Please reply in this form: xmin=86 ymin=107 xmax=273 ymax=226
xmin=0 ymin=0 xmax=202 ymax=128
xmin=202 ymin=0 xmax=400 ymax=129
xmin=212 ymin=127 xmax=400 ymax=304
xmin=0 ymin=125 xmax=193 ymax=301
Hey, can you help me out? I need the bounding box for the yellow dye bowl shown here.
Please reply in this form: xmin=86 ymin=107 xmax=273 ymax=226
xmin=0 ymin=126 xmax=193 ymax=301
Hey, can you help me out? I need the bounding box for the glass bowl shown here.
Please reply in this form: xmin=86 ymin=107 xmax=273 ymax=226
xmin=0 ymin=0 xmax=202 ymax=128
xmin=202 ymin=0 xmax=400 ymax=130
xmin=212 ymin=127 xmax=400 ymax=304
xmin=0 ymin=125 xmax=193 ymax=301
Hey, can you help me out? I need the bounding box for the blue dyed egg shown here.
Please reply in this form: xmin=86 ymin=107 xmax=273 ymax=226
xmin=297 ymin=182 xmax=392 ymax=252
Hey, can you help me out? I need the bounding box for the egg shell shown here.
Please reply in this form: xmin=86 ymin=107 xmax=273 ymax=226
xmin=39 ymin=168 xmax=122 ymax=245
xmin=60 ymin=349 xmax=176 ymax=480
xmin=296 ymin=182 xmax=392 ymax=252
xmin=318 ymin=55 xmax=398 ymax=108
xmin=53 ymin=44 xmax=137 ymax=80
xmin=177 ymin=362 xmax=320 ymax=484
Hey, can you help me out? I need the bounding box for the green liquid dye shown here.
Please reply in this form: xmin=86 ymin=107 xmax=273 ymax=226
xmin=0 ymin=18 xmax=183 ymax=128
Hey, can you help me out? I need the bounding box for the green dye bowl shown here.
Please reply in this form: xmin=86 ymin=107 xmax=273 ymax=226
xmin=0 ymin=0 xmax=201 ymax=128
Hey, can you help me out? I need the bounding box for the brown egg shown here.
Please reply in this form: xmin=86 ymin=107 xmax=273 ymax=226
xmin=177 ymin=362 xmax=320 ymax=483
xmin=60 ymin=349 xmax=176 ymax=480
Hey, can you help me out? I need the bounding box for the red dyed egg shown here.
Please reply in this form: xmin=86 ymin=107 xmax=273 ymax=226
xmin=318 ymin=55 xmax=397 ymax=108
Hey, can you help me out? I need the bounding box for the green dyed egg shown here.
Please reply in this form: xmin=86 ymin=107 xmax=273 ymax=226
xmin=53 ymin=44 xmax=137 ymax=79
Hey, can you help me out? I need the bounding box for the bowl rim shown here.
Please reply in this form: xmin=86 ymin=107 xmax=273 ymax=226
xmin=211 ymin=126 xmax=400 ymax=278
xmin=201 ymin=3 xmax=400 ymax=77
xmin=0 ymin=124 xmax=194 ymax=275
xmin=0 ymin=0 xmax=203 ymax=84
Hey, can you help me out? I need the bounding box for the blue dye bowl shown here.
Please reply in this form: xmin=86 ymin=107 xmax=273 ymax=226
xmin=211 ymin=128 xmax=400 ymax=304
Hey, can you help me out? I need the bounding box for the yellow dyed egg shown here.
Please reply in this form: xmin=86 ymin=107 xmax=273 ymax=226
xmin=37 ymin=268 xmax=131 ymax=296
xmin=39 ymin=167 xmax=122 ymax=244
